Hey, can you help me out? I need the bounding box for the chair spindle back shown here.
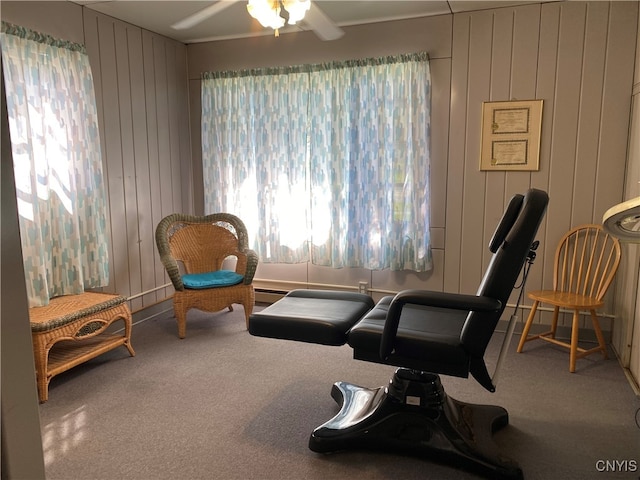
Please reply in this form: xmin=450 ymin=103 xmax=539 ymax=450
xmin=554 ymin=224 xmax=621 ymax=302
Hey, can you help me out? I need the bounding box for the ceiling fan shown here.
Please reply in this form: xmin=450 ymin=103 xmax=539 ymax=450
xmin=171 ymin=0 xmax=344 ymax=41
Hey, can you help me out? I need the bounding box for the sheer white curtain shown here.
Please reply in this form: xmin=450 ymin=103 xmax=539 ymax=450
xmin=202 ymin=68 xmax=311 ymax=263
xmin=309 ymin=54 xmax=432 ymax=271
xmin=1 ymin=22 xmax=109 ymax=306
xmin=201 ymin=52 xmax=432 ymax=272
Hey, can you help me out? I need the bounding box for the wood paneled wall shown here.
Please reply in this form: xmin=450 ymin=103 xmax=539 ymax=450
xmin=187 ymin=2 xmax=638 ymax=339
xmin=2 ymin=2 xmax=639 ymax=350
xmin=448 ymin=2 xmax=637 ymax=337
xmin=1 ymin=2 xmax=193 ymax=313
xmin=82 ymin=11 xmax=193 ymax=312
xmin=613 ymin=5 xmax=640 ymax=379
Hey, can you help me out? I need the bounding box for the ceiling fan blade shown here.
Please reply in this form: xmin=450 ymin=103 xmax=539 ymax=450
xmin=171 ymin=0 xmax=239 ymax=30
xmin=303 ymin=3 xmax=344 ymax=41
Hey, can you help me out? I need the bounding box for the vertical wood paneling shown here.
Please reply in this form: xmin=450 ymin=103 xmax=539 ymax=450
xmin=537 ymin=3 xmax=582 ymax=329
xmin=83 ymin=11 xmax=190 ymax=307
xmin=511 ymin=5 xmax=541 ymax=99
xmin=531 ymin=3 xmax=560 ymax=299
xmin=441 ymin=1 xmax=636 ymax=333
xmin=429 ymin=58 xmax=451 ymax=231
xmin=505 ymin=4 xmax=540 ymax=199
xmin=128 ymin=26 xmax=158 ymax=309
xmin=445 ymin=14 xmax=471 ymax=293
xmin=548 ymin=2 xmax=585 ymax=235
xmin=142 ymin=31 xmax=166 ymax=302
xmin=96 ymin=16 xmax=127 ymax=295
xmin=559 ymin=3 xmax=603 ymax=328
xmin=508 ymin=5 xmax=543 ymax=305
xmin=460 ymin=11 xmax=492 ymax=294
xmin=114 ymin=22 xmax=143 ymax=311
xmin=148 ymin=34 xmax=192 ymax=303
xmin=189 ymin=79 xmax=205 ymax=215
xmin=485 ymin=6 xmax=543 ymax=307
xmin=153 ymin=39 xmax=173 ymax=222
xmin=594 ymin=1 xmax=638 ymax=219
xmin=483 ymin=9 xmax=512 ymax=270
xmin=166 ymin=43 xmax=183 ymax=214
xmin=176 ymin=46 xmax=194 ymax=214
xmin=612 ymin=5 xmax=640 ymax=373
xmin=571 ymin=3 xmax=608 ymax=226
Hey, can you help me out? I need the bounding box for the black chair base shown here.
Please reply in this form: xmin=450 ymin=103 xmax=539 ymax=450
xmin=310 ymin=368 xmax=523 ymax=480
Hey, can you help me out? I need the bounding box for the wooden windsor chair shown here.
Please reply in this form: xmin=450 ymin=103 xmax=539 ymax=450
xmin=517 ymin=224 xmax=621 ymax=372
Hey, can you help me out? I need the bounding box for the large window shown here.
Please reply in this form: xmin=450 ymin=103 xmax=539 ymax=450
xmin=202 ymin=52 xmax=432 ymax=272
xmin=1 ymin=22 xmax=109 ymax=306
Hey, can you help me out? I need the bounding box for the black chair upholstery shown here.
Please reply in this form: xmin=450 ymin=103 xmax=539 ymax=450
xmin=349 ymin=189 xmax=547 ymax=393
xmin=249 ymin=188 xmax=549 ymax=480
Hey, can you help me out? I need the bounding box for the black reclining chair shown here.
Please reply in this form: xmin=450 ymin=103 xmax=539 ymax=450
xmin=249 ymin=188 xmax=549 ymax=480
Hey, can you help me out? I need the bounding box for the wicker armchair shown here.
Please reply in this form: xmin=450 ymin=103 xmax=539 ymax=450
xmin=155 ymin=213 xmax=258 ymax=338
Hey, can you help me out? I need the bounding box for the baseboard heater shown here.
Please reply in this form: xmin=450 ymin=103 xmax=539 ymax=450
xmin=255 ymin=288 xmax=289 ymax=304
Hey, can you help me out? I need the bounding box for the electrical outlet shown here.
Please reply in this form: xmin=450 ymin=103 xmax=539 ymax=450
xmin=358 ymin=281 xmax=368 ymax=294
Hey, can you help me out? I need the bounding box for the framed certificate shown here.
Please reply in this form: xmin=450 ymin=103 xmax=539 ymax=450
xmin=480 ymin=100 xmax=543 ymax=171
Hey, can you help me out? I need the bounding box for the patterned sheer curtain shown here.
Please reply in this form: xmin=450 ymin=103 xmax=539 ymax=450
xmin=309 ymin=53 xmax=431 ymax=271
xmin=201 ymin=52 xmax=431 ymax=272
xmin=1 ymin=22 xmax=109 ymax=307
xmin=202 ymin=68 xmax=311 ymax=263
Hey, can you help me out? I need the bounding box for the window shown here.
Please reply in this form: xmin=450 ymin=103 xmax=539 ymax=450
xmin=1 ymin=22 xmax=109 ymax=306
xmin=201 ymin=52 xmax=431 ymax=272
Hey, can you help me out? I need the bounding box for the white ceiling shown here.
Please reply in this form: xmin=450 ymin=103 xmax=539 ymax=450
xmin=69 ymin=0 xmax=556 ymax=44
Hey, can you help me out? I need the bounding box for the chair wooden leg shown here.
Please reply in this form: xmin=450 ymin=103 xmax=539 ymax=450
xmin=174 ymin=305 xmax=187 ymax=339
xmin=590 ymin=310 xmax=608 ymax=359
xmin=516 ymin=301 xmax=539 ymax=352
xmin=569 ymin=310 xmax=580 ymax=372
xmin=34 ymin=347 xmax=49 ymax=403
xmin=244 ymin=288 xmax=255 ymax=330
xmin=243 ymin=300 xmax=254 ymax=330
xmin=550 ymin=306 xmax=559 ymax=339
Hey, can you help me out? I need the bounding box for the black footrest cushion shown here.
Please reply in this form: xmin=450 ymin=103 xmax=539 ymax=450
xmin=248 ymin=290 xmax=375 ymax=346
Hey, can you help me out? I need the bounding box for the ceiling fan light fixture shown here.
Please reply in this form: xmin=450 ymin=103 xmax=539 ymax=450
xmin=247 ymin=0 xmax=311 ymax=35
xmin=283 ymin=0 xmax=311 ymax=25
xmin=247 ymin=0 xmax=286 ymax=30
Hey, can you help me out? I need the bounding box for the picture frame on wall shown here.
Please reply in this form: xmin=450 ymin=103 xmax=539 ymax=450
xmin=480 ymin=100 xmax=543 ymax=171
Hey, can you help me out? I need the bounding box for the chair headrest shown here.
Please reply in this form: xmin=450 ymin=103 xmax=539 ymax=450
xmin=488 ymin=194 xmax=524 ymax=253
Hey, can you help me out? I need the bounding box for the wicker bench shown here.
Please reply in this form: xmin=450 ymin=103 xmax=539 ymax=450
xmin=29 ymin=292 xmax=135 ymax=402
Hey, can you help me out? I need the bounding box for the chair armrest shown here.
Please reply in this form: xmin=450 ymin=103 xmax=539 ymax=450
xmin=234 ymin=249 xmax=259 ymax=285
xmin=380 ymin=289 xmax=502 ymax=360
xmin=243 ymin=249 xmax=259 ymax=284
xmin=159 ymin=252 xmax=184 ymax=291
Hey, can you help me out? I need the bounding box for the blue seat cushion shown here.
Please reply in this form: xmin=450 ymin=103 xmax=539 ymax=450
xmin=182 ymin=270 xmax=244 ymax=289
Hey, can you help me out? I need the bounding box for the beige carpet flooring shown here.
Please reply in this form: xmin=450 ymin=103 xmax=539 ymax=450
xmin=38 ymin=306 xmax=640 ymax=480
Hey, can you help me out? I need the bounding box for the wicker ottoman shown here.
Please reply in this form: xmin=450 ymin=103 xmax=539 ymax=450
xmin=29 ymin=292 xmax=135 ymax=402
